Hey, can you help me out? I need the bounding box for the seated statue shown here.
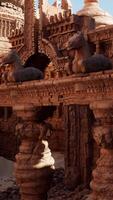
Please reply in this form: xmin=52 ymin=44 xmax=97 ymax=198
xmin=0 ymin=49 xmax=50 ymax=83
xmin=66 ymin=32 xmax=113 ymax=74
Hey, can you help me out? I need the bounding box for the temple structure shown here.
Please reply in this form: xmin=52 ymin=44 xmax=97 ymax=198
xmin=77 ymin=0 xmax=113 ymax=27
xmin=1 ymin=0 xmax=113 ymax=200
xmin=0 ymin=0 xmax=24 ymax=53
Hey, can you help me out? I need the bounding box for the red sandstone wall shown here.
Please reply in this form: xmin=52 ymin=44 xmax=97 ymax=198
xmin=63 ymin=105 xmax=99 ymax=189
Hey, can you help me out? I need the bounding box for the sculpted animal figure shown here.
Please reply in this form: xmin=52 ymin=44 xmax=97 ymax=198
xmin=0 ymin=49 xmax=50 ymax=82
xmin=0 ymin=49 xmax=56 ymax=133
xmin=82 ymin=54 xmax=112 ymax=73
xmin=67 ymin=31 xmax=112 ymax=74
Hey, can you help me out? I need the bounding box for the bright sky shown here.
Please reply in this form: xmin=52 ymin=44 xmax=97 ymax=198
xmin=35 ymin=0 xmax=113 ymax=16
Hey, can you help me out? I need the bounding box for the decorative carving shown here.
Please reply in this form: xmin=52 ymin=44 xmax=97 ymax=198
xmin=0 ymin=1 xmax=24 ymax=33
xmin=2 ymin=2 xmax=113 ymax=200
xmin=0 ymin=70 xmax=113 ymax=107
xmin=89 ymin=100 xmax=113 ymax=200
xmin=40 ymin=38 xmax=59 ymax=71
xmin=93 ymin=126 xmax=113 ymax=149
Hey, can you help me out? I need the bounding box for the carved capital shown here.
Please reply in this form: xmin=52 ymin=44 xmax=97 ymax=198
xmin=90 ymin=101 xmax=113 ymax=149
xmin=93 ymin=126 xmax=113 ymax=149
xmin=13 ymin=104 xmax=36 ymax=121
xmin=13 ymin=104 xmax=39 ymax=139
xmin=89 ymin=101 xmax=113 ymax=200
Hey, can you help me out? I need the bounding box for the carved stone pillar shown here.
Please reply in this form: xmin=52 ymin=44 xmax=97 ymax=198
xmin=89 ymin=100 xmax=113 ymax=200
xmin=13 ymin=104 xmax=55 ymax=200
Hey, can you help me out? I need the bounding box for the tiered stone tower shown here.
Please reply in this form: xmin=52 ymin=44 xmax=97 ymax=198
xmin=77 ymin=0 xmax=113 ymax=27
xmin=0 ymin=0 xmax=24 ymax=37
xmin=0 ymin=0 xmax=24 ymax=53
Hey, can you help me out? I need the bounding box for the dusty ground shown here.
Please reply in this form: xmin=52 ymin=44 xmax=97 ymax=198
xmin=48 ymin=168 xmax=90 ymax=200
xmin=0 ymin=152 xmax=90 ymax=200
xmin=0 ymin=168 xmax=90 ymax=200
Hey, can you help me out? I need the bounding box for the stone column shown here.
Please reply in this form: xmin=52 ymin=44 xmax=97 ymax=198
xmin=89 ymin=100 xmax=113 ymax=200
xmin=13 ymin=104 xmax=55 ymax=200
xmin=63 ymin=105 xmax=94 ymax=189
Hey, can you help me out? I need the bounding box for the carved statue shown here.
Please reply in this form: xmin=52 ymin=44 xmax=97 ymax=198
xmin=0 ymin=49 xmax=50 ymax=82
xmin=67 ymin=32 xmax=112 ymax=74
xmin=83 ymin=54 xmax=112 ymax=73
xmin=67 ymin=31 xmax=90 ymax=74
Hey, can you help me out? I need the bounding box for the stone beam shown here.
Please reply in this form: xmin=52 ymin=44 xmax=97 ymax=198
xmin=0 ymin=70 xmax=113 ymax=107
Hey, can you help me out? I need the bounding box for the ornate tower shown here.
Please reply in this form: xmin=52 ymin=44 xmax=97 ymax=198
xmin=0 ymin=0 xmax=24 ymax=38
xmin=0 ymin=0 xmax=24 ymax=53
xmin=77 ymin=0 xmax=113 ymax=28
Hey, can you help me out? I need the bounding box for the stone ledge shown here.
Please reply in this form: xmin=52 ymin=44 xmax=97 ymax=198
xmin=0 ymin=70 xmax=113 ymax=107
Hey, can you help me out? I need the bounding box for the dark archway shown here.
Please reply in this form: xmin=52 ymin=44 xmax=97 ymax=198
xmin=23 ymin=52 xmax=50 ymax=73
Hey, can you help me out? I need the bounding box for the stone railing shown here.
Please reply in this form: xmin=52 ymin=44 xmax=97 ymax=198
xmin=1 ymin=70 xmax=113 ymax=200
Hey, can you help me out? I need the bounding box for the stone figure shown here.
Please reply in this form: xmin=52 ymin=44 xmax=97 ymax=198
xmin=83 ymin=54 xmax=112 ymax=73
xmin=67 ymin=32 xmax=112 ymax=74
xmin=0 ymin=49 xmax=50 ymax=82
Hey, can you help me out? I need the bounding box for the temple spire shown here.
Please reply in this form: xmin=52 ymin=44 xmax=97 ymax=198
xmin=77 ymin=0 xmax=113 ymax=28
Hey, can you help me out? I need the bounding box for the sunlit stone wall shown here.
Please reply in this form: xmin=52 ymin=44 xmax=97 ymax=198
xmin=0 ymin=1 xmax=24 ymax=38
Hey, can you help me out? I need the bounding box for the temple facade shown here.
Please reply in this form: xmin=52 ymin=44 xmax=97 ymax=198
xmin=1 ymin=1 xmax=113 ymax=200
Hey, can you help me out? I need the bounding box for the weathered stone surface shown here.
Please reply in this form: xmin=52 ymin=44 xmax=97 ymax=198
xmin=77 ymin=0 xmax=113 ymax=28
xmin=1 ymin=1 xmax=113 ymax=200
xmin=63 ymin=105 xmax=96 ymax=189
xmin=0 ymin=169 xmax=91 ymax=200
xmin=14 ymin=104 xmax=55 ymax=200
xmin=0 ymin=112 xmax=20 ymax=161
xmin=89 ymin=101 xmax=113 ymax=200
